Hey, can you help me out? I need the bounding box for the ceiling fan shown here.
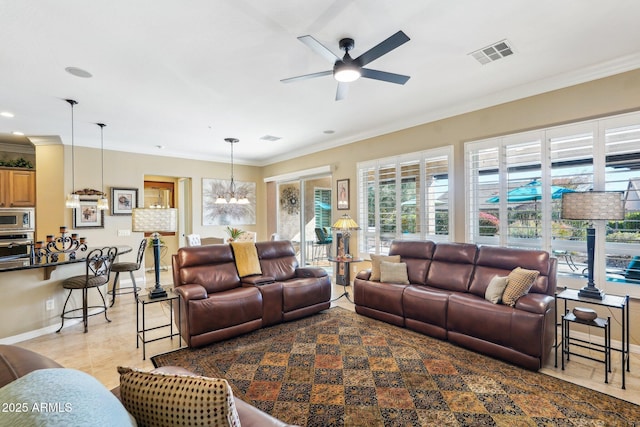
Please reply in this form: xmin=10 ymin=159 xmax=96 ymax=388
xmin=281 ymin=30 xmax=411 ymax=101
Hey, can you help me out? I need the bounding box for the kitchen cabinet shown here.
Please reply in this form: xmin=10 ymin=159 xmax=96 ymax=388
xmin=0 ymin=169 xmax=36 ymax=207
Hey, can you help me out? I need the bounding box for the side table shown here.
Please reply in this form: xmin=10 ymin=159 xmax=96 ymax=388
xmin=554 ymin=287 xmax=630 ymax=389
xmin=328 ymin=257 xmax=363 ymax=302
xmin=136 ymin=287 xmax=183 ymax=360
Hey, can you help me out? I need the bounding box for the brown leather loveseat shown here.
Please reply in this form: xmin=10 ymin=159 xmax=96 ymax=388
xmin=354 ymin=240 xmax=557 ymax=371
xmin=172 ymin=240 xmax=331 ymax=347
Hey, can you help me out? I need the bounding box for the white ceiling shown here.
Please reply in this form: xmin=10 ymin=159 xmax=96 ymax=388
xmin=2 ymin=0 xmax=640 ymax=166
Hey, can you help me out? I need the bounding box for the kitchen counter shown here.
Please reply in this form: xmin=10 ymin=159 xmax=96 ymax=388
xmin=0 ymin=246 xmax=132 ymax=279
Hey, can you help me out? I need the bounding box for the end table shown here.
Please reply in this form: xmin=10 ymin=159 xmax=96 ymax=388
xmin=136 ymin=287 xmax=184 ymax=359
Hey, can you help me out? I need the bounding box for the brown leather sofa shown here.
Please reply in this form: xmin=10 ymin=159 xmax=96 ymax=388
xmin=172 ymin=240 xmax=331 ymax=347
xmin=0 ymin=344 xmax=293 ymax=427
xmin=354 ymin=240 xmax=557 ymax=371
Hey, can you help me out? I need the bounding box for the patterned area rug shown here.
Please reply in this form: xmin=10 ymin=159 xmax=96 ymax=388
xmin=152 ymin=307 xmax=639 ymax=426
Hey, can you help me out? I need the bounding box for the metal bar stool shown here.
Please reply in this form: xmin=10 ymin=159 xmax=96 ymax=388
xmin=57 ymin=247 xmax=118 ymax=333
xmin=109 ymin=238 xmax=146 ymax=307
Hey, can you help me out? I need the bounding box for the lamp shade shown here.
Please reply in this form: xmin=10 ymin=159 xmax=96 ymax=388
xmin=132 ymin=208 xmax=177 ymax=233
xmin=332 ymin=214 xmax=360 ymax=230
xmin=561 ymin=191 xmax=625 ymax=220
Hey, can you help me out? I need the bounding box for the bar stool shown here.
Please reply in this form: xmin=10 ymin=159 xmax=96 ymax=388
xmin=57 ymin=247 xmax=118 ymax=333
xmin=109 ymin=239 xmax=146 ymax=307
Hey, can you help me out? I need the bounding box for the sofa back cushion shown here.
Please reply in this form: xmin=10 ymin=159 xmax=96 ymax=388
xmin=173 ymin=245 xmax=241 ymax=293
xmin=426 ymin=243 xmax=478 ymax=292
xmin=470 ymin=245 xmax=554 ymax=298
xmin=388 ymin=240 xmax=435 ymax=285
xmin=255 ymin=240 xmax=298 ymax=281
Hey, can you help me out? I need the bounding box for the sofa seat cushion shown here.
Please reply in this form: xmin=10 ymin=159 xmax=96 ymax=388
xmin=447 ymin=293 xmax=514 ymax=348
xmin=0 ymin=368 xmax=135 ymax=426
xmin=188 ymin=287 xmax=262 ymax=336
xmin=282 ymin=276 xmax=331 ymax=312
xmin=353 ymin=279 xmax=408 ymax=318
xmin=403 ymin=285 xmax=452 ymax=331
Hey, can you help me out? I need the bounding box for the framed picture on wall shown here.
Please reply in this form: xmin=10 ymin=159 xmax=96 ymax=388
xmin=111 ymin=187 xmax=138 ymax=215
xmin=73 ymin=199 xmax=105 ymax=229
xmin=337 ymin=179 xmax=349 ymax=210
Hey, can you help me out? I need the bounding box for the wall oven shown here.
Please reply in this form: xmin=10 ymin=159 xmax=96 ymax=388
xmin=0 ymin=208 xmax=34 ymax=267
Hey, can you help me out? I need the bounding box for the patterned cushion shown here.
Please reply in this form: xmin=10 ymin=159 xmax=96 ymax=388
xmin=118 ymin=367 xmax=241 ymax=427
xmin=369 ymin=254 xmax=401 ymax=281
xmin=379 ymin=261 xmax=410 ymax=285
xmin=62 ymin=275 xmax=108 ymax=289
xmin=502 ymin=267 xmax=539 ymax=307
xmin=484 ymin=275 xmax=509 ymax=304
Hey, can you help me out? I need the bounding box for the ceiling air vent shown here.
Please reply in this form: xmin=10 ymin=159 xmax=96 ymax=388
xmin=469 ymin=40 xmax=514 ymax=65
xmin=259 ymin=135 xmax=282 ymax=142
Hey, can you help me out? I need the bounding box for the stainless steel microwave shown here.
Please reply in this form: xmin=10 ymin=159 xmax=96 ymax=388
xmin=0 ymin=208 xmax=34 ymax=232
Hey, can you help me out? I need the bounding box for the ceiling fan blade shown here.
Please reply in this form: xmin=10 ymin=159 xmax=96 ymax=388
xmin=298 ymin=35 xmax=341 ymax=63
xmin=335 ymin=82 xmax=348 ymax=101
xmin=360 ymin=68 xmax=410 ymax=85
xmin=281 ymin=70 xmax=333 ymax=83
xmin=354 ymin=31 xmax=410 ymax=67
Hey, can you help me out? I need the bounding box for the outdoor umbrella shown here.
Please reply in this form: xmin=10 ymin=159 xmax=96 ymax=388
xmin=486 ymin=180 xmax=574 ymax=203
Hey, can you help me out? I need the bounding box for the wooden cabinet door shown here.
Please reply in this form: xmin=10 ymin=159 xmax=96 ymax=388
xmin=7 ymin=170 xmax=36 ymax=207
xmin=0 ymin=170 xmax=7 ymax=207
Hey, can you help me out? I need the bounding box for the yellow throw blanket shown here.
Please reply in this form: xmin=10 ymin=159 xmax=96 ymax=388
xmin=230 ymin=242 xmax=262 ymax=277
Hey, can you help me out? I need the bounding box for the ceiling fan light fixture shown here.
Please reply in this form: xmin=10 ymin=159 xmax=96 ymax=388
xmin=334 ymin=63 xmax=361 ymax=82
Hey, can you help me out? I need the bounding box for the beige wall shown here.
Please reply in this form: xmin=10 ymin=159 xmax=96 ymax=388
xmin=2 ymin=67 xmax=639 ymax=344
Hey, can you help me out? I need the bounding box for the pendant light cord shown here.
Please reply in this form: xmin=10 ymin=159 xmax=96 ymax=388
xmin=98 ymin=123 xmax=106 ymax=195
xmin=66 ymin=99 xmax=78 ymax=194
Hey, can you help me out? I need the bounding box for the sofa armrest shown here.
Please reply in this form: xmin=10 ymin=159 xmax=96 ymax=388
xmin=514 ymin=293 xmax=555 ymax=314
xmin=242 ymin=275 xmax=276 ymax=286
xmin=295 ymin=267 xmax=327 ymax=278
xmin=356 ymin=269 xmax=372 ymax=280
xmin=173 ymin=284 xmax=208 ymax=300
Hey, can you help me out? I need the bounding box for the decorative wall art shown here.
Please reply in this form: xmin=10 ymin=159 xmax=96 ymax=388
xmin=73 ymin=199 xmax=105 ymax=229
xmin=111 ymin=187 xmax=138 ymax=215
xmin=202 ymin=178 xmax=256 ymax=225
xmin=337 ymin=179 xmax=350 ymax=210
xmin=280 ymin=185 xmax=300 ymax=215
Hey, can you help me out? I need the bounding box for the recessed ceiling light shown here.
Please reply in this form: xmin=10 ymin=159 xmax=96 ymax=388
xmin=65 ymin=67 xmax=93 ymax=78
xmin=1 ymin=112 xmax=15 ymax=118
xmin=12 ymin=131 xmax=24 ymax=136
xmin=323 ymin=130 xmax=335 ymax=134
xmin=259 ymin=135 xmax=282 ymax=142
xmin=156 ymin=145 xmax=165 ymax=149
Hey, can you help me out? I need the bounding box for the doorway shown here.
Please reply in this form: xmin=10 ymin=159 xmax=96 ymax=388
xmin=276 ymin=175 xmax=332 ymax=266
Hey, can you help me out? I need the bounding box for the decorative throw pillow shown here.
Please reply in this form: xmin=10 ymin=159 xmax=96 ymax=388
xmin=230 ymin=241 xmax=262 ymax=277
xmin=379 ymin=261 xmax=410 ymax=285
xmin=369 ymin=254 xmax=401 ymax=281
xmin=118 ymin=366 xmax=241 ymax=427
xmin=484 ymin=275 xmax=509 ymax=304
xmin=502 ymin=267 xmax=540 ymax=307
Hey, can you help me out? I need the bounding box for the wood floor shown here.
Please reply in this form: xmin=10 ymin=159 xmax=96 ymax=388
xmin=16 ymin=270 xmax=640 ymax=407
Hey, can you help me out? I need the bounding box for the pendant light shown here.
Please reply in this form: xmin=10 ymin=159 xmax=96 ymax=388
xmin=96 ymin=123 xmax=109 ymax=210
xmin=64 ymin=99 xmax=80 ymax=208
xmin=215 ymin=138 xmax=249 ymax=204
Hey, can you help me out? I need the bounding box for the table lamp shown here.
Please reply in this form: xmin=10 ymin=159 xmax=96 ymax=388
xmin=132 ymin=208 xmax=177 ymax=299
xmin=332 ymin=214 xmax=360 ymax=257
xmin=561 ymin=191 xmax=624 ymax=300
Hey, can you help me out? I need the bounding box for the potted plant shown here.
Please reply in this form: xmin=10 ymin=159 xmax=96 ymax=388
xmin=225 ymin=226 xmax=244 ymax=242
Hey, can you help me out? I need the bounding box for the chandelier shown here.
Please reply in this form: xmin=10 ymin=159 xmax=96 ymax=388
xmin=215 ymin=138 xmax=249 ymax=204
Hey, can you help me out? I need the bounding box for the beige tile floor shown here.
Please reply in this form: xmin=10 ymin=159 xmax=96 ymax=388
xmin=16 ymin=270 xmax=640 ymax=407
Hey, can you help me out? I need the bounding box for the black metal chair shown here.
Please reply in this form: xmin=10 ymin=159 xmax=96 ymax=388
xmin=109 ymin=239 xmax=146 ymax=306
xmin=313 ymin=227 xmax=332 ymax=265
xmin=57 ymin=247 xmax=118 ymax=333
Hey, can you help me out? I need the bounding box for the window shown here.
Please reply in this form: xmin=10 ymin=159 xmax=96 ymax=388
xmin=465 ymin=112 xmax=640 ymax=297
xmin=358 ymin=147 xmax=453 ymax=255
